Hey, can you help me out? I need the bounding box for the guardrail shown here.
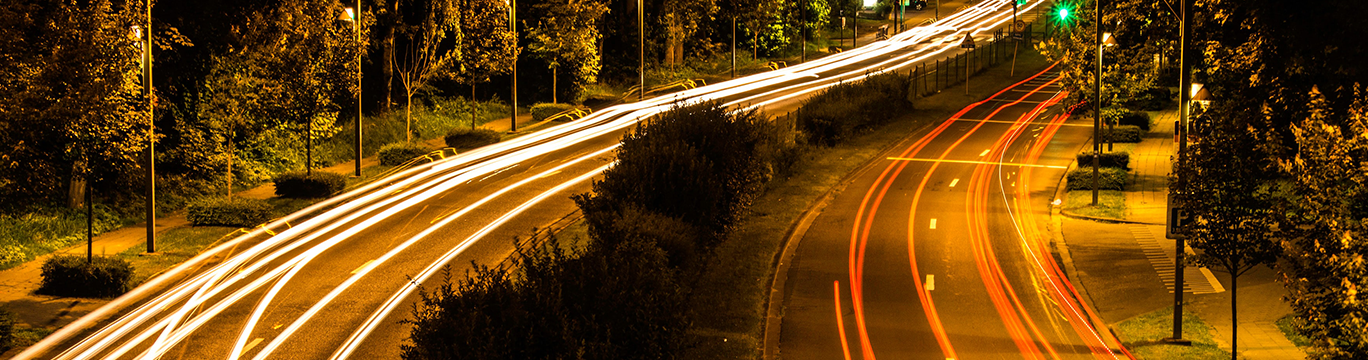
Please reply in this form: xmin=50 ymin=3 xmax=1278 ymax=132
xmin=544 ymin=107 xmax=592 ymax=122
xmin=622 ymin=78 xmax=709 ymax=100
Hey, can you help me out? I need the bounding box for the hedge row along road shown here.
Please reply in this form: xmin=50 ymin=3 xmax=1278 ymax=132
xmin=20 ymin=1 xmax=1050 ymax=359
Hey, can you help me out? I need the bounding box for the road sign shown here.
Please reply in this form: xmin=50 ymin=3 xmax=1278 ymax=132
xmin=1012 ymin=31 xmax=1024 ymax=40
xmin=1014 ymin=20 xmax=1027 ymax=32
xmin=960 ymin=34 xmax=976 ymax=48
xmin=1167 ymin=192 xmax=1189 ymax=239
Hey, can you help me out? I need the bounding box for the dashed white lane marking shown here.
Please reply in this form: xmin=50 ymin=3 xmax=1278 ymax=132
xmin=243 ymin=338 xmax=264 ymax=355
xmin=351 ymin=260 xmax=376 ymax=274
xmin=926 ymin=275 xmax=935 ymax=291
xmin=979 ymin=149 xmax=990 ymax=156
xmin=930 ymin=219 xmax=938 ymax=229
xmin=949 ymin=178 xmax=960 ymax=187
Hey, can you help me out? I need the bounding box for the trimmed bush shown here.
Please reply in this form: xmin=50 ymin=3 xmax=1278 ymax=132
xmin=444 ymin=127 xmax=502 ymax=149
xmin=1118 ymin=110 xmax=1152 ymax=131
xmin=1104 ymin=125 xmax=1144 ymax=143
xmin=1076 ymin=151 xmax=1131 ymax=169
xmin=378 ymin=142 xmax=430 ymax=166
xmin=581 ymin=93 xmax=618 ymax=109
xmin=36 ymin=255 xmax=133 ymax=298
xmin=530 ymin=103 xmax=576 ymax=122
xmin=1066 ymin=167 xmax=1129 ymax=190
xmin=273 ymin=171 xmax=347 ymax=198
xmin=187 ymin=197 xmax=273 ymax=227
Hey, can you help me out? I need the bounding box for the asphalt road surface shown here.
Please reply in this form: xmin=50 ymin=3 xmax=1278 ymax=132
xmin=18 ymin=1 xmax=1054 ymax=359
xmin=778 ymin=66 xmax=1133 ymax=359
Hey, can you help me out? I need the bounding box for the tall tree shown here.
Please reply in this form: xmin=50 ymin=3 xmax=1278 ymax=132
xmin=0 ymin=0 xmax=148 ymax=205
xmin=393 ymin=0 xmax=461 ymax=141
xmin=1174 ymin=94 xmax=1281 ymax=360
xmin=527 ymin=0 xmax=608 ymax=103
xmin=1280 ymin=86 xmax=1368 ymax=360
xmin=453 ymin=0 xmax=516 ymax=128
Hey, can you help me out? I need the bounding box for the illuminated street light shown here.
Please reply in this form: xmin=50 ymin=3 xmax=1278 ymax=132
xmin=341 ymin=5 xmax=361 ymax=177
xmin=133 ymin=0 xmax=156 ymax=253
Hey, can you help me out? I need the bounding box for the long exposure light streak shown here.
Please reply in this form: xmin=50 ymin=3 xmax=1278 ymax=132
xmin=24 ymin=2 xmax=1054 ymax=359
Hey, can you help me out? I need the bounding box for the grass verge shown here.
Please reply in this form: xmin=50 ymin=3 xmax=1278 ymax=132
xmin=1276 ymin=314 xmax=1311 ymax=348
xmin=117 ymin=226 xmax=239 ymax=285
xmin=1115 ymin=306 xmax=1231 ymax=360
xmin=1064 ymin=190 xmax=1127 ymax=219
xmin=680 ymin=47 xmax=1053 ymax=358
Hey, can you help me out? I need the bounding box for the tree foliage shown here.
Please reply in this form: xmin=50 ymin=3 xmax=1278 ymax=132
xmin=0 ymin=0 xmax=149 ymax=204
xmin=527 ymin=0 xmax=609 ymax=101
xmin=1279 ymin=86 xmax=1368 ymax=360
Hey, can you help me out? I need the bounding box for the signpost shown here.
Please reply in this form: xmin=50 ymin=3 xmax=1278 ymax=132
xmin=960 ymin=34 xmax=974 ymax=95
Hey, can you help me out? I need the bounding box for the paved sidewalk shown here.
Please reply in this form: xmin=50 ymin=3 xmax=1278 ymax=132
xmin=1057 ymin=109 xmax=1306 ymax=359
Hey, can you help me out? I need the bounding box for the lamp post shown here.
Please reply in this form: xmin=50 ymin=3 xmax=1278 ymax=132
xmin=1167 ymin=0 xmax=1194 ymax=343
xmin=1090 ymin=10 xmax=1115 ymax=206
xmin=510 ymin=0 xmax=519 ymax=131
xmin=639 ymin=0 xmax=644 ymax=102
xmin=341 ymin=5 xmax=361 ymax=177
xmin=134 ymin=2 xmax=155 ymax=254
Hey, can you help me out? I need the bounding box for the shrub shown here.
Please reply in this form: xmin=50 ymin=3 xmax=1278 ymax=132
xmin=1126 ymin=86 xmax=1174 ymax=111
xmin=378 ymin=142 xmax=430 ymax=166
xmin=798 ymin=72 xmax=912 ymax=145
xmin=530 ymin=103 xmax=576 ymax=122
xmin=1076 ymin=151 xmax=1131 ymax=169
xmin=273 ymin=171 xmax=347 ymax=198
xmin=36 ymin=255 xmax=133 ymax=298
xmin=574 ymin=101 xmax=779 ymax=251
xmin=0 ymin=308 xmax=13 ymax=353
xmin=1118 ymin=110 xmax=1152 ymax=131
xmin=444 ymin=127 xmax=503 ymax=149
xmin=186 ymin=197 xmax=273 ymax=227
xmin=1104 ymin=125 xmax=1144 ymax=143
xmin=1066 ymin=167 xmax=1129 ymax=190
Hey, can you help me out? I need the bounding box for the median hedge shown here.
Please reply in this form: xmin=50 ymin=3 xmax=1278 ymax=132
xmin=378 ymin=142 xmax=430 ymax=166
xmin=37 ymin=255 xmax=133 ymax=298
xmin=1104 ymin=125 xmax=1144 ymax=143
xmin=530 ymin=103 xmax=576 ymax=122
xmin=1076 ymin=151 xmax=1131 ymax=169
xmin=273 ymin=171 xmax=347 ymax=198
xmin=444 ymin=127 xmax=502 ymax=149
xmin=1118 ymin=110 xmax=1152 ymax=131
xmin=1066 ymin=167 xmax=1129 ymax=190
xmin=797 ymin=72 xmax=913 ymax=146
xmin=186 ymin=197 xmax=273 ymax=227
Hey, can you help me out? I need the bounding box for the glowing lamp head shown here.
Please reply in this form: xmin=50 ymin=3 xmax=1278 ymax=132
xmin=1058 ymin=8 xmax=1069 ymax=19
xmin=341 ymin=8 xmax=356 ymax=22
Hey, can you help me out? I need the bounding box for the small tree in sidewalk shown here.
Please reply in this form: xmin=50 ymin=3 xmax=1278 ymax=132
xmin=1173 ymin=92 xmax=1281 ymax=360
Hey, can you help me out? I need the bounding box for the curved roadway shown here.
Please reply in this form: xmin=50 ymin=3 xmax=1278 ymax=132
xmin=20 ymin=1 xmax=1053 ymax=359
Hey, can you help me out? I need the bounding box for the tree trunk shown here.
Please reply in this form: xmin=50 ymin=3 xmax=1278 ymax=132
xmin=552 ymin=67 xmax=558 ymax=103
xmin=406 ymin=92 xmax=414 ymax=142
xmin=382 ymin=5 xmax=396 ymax=113
xmin=471 ymin=84 xmax=477 ymax=130
xmin=227 ymin=137 xmax=233 ymax=199
xmin=306 ymin=120 xmax=313 ymax=175
xmin=1231 ymin=271 xmax=1238 ymax=360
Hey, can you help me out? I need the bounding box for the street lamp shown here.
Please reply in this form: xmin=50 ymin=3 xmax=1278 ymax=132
xmin=341 ymin=5 xmax=361 ymax=178
xmin=133 ymin=1 xmax=156 ymax=253
xmin=510 ymin=0 xmax=519 ymax=131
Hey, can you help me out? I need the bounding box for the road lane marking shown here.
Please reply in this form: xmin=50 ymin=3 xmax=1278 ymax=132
xmin=242 ymin=338 xmax=264 ymax=355
xmin=930 ymin=219 xmax=937 ymax=229
xmin=351 ymin=260 xmax=376 ymax=274
xmin=272 ymin=324 xmax=283 ymax=330
xmin=979 ymin=149 xmax=990 ymax=156
xmin=886 ymin=157 xmax=1067 ymax=169
xmin=949 ymin=178 xmax=959 ymax=187
xmin=539 ymin=170 xmax=562 ymax=178
xmin=926 ymin=275 xmax=935 ymax=291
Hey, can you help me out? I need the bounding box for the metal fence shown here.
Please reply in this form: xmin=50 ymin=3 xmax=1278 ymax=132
xmin=907 ymin=22 xmax=1035 ymax=100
